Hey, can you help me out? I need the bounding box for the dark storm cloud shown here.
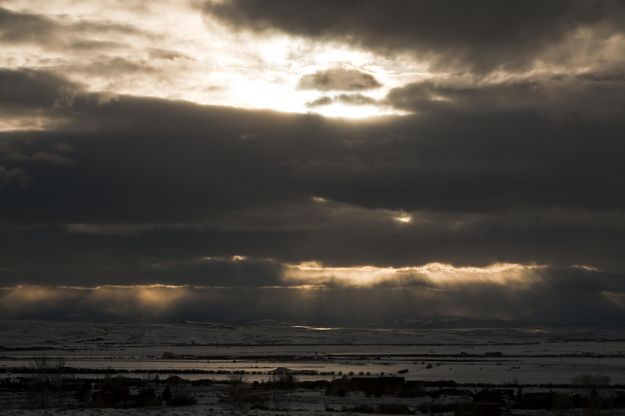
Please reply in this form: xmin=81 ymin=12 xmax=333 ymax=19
xmin=0 ymin=164 xmax=30 ymax=189
xmin=0 ymin=250 xmax=284 ymax=287
xmin=2 ymin=73 xmax=623 ymax=222
xmin=386 ymin=76 xmax=625 ymax=120
xmin=298 ymin=68 xmax=381 ymax=91
xmin=307 ymin=93 xmax=377 ymax=108
xmin=388 ymin=80 xmax=543 ymax=113
xmin=0 ymin=140 xmax=74 ymax=167
xmin=0 ymin=68 xmax=82 ymax=116
xmin=0 ymin=206 xmax=623 ymax=283
xmin=203 ymin=0 xmax=625 ymax=73
xmin=0 ymin=69 xmax=624 ymax=274
xmin=1 ymin=66 xmax=624 ymax=324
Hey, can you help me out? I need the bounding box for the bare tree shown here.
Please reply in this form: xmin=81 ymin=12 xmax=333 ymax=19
xmin=29 ymin=356 xmax=67 ymax=407
xmin=227 ymin=372 xmax=249 ymax=410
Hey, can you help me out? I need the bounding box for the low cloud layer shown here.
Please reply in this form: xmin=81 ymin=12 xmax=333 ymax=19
xmin=1 ymin=264 xmax=624 ymax=326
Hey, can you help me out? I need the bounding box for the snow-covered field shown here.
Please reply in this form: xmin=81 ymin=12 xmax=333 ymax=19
xmin=1 ymin=319 xmax=625 ymax=384
xmin=3 ymin=319 xmax=625 ymax=348
xmin=2 ymin=319 xmax=625 ymax=414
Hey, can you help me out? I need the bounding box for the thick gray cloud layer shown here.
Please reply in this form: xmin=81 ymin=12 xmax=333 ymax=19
xmin=386 ymin=76 xmax=625 ymax=121
xmin=0 ymin=69 xmax=81 ymax=115
xmin=203 ymin=0 xmax=625 ymax=73
xmin=1 ymin=69 xmax=624 ymax=276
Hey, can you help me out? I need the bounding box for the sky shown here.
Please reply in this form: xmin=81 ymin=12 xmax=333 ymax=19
xmin=1 ymin=0 xmax=625 ymax=326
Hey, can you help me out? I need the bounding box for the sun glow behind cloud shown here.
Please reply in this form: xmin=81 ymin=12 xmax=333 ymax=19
xmin=283 ymin=261 xmax=544 ymax=288
xmin=393 ymin=214 xmax=413 ymax=224
xmin=311 ymin=102 xmax=394 ymax=119
xmin=0 ymin=0 xmax=417 ymax=121
xmin=0 ymin=284 xmax=191 ymax=316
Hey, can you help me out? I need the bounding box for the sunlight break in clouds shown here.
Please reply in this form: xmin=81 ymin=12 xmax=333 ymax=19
xmin=283 ymin=261 xmax=544 ymax=287
xmin=0 ymin=284 xmax=190 ymax=316
xmin=0 ymin=0 xmax=411 ymax=120
xmin=393 ymin=214 xmax=413 ymax=224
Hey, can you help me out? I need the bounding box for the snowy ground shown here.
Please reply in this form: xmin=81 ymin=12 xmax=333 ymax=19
xmin=1 ymin=319 xmax=625 ymax=385
xmin=2 ymin=320 xmax=625 ymax=414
